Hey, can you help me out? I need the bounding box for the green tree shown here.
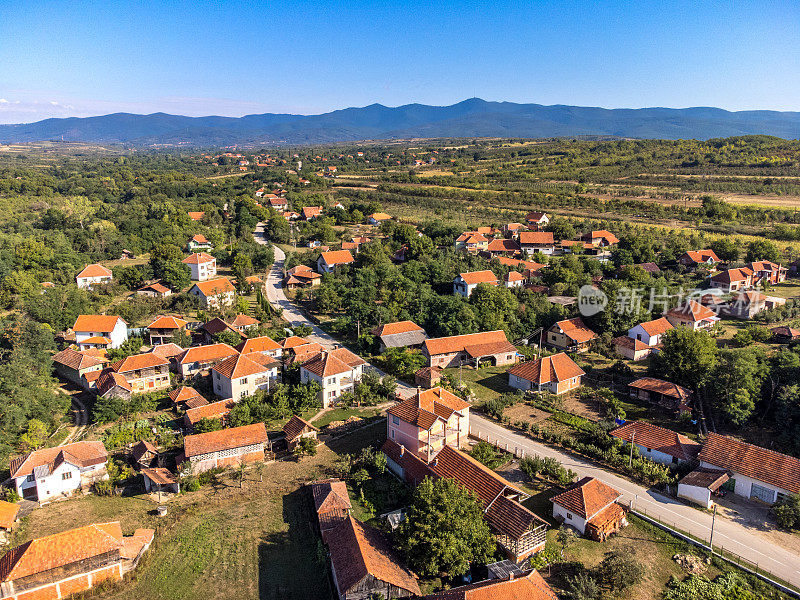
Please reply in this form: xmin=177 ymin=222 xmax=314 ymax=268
xmin=745 ymin=239 xmax=780 ymax=263
xmin=655 ymin=327 xmax=718 ymax=389
xmin=399 ymin=477 xmax=495 ymax=577
xmin=19 ymin=419 xmax=48 ymax=450
xmin=194 ymin=417 xmax=223 ymax=433
xmin=592 ymin=549 xmax=644 ymax=591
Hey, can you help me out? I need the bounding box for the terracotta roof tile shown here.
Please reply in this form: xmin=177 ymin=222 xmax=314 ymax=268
xmin=550 ymin=477 xmax=621 ymax=520
xmin=182 ymin=252 xmax=215 ymax=265
xmin=283 ymin=415 xmax=319 ymax=441
xmin=610 ymin=421 xmax=701 ymax=461
xmin=423 ymin=569 xmax=557 ymax=600
xmin=508 ymin=353 xmax=585 ymax=385
xmin=183 ymin=423 xmax=268 ymax=457
xmin=191 ymin=278 xmax=235 ymax=297
xmin=147 ymin=315 xmax=188 ymax=330
xmin=111 ymin=353 xmax=169 ymax=374
xmin=0 ymin=501 xmax=20 ymax=530
xmin=141 ymin=467 xmax=177 ymax=486
xmin=178 ymin=343 xmax=238 ymax=365
xmin=9 ymin=441 xmax=107 ymax=480
xmin=370 ymin=321 xmax=425 ymax=337
xmin=319 ymin=250 xmax=355 ymax=266
xmin=185 ymin=400 xmax=235 ymax=425
xmin=424 ymin=330 xmax=512 ymax=357
xmin=72 ymin=315 xmax=124 ymax=333
xmin=52 ymin=347 xmax=103 ymax=370
xmin=629 ymin=377 xmax=692 ymax=401
xmin=551 ymin=318 xmax=597 ymax=344
xmin=458 ymin=270 xmax=499 ymax=286
xmin=487 ymin=239 xmax=521 ymax=253
xmin=519 ymin=231 xmax=554 ymax=245
xmin=77 ymin=264 xmax=112 ymax=279
xmin=309 ymin=478 xmax=352 ymax=514
xmin=637 ymin=317 xmax=673 ymax=337
xmin=211 ymin=353 xmax=275 ymax=379
xmin=150 ymin=343 xmax=185 ymax=359
xmin=236 ymin=335 xmax=281 ymax=354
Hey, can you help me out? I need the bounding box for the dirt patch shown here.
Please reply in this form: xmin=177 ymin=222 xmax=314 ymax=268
xmin=559 ymin=394 xmax=602 ymax=422
xmin=503 ymin=403 xmax=551 ymax=424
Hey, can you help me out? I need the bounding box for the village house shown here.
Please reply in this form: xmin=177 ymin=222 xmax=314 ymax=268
xmin=300 ymin=347 xmax=367 ymax=408
xmin=519 ymin=231 xmax=555 ymax=255
xmin=269 ymin=196 xmax=288 ymax=211
xmin=176 ymin=343 xmax=239 ymax=378
xmin=96 ymin=371 xmax=132 ymax=400
xmin=108 ymin=353 xmax=171 ymax=394
xmin=282 ymin=415 xmax=319 ymax=451
xmin=149 ymin=343 xmax=184 ymax=370
xmin=725 ymin=290 xmax=786 ymax=319
xmin=367 ymin=212 xmax=392 ymax=225
xmin=236 ymin=335 xmax=283 ymax=359
xmin=146 ymin=315 xmax=188 ymax=346
xmin=696 ymin=432 xmax=800 ymax=505
xmin=188 ymin=278 xmax=236 ymax=309
xmin=628 ymin=377 xmax=693 ymax=414
xmin=182 ymin=423 xmax=269 ymax=473
xmin=211 ymin=352 xmax=280 ymax=399
xmin=486 ymin=238 xmax=521 ymax=256
xmin=188 ymin=211 xmax=205 ymax=221
xmin=52 ymin=347 xmax=105 ymax=388
xmin=183 ymin=399 xmax=235 ymax=432
xmin=454 ymin=231 xmax=489 ymax=253
xmin=228 ymin=313 xmax=260 ymax=334
xmin=136 ymin=281 xmax=172 ymax=298
xmin=10 ymin=441 xmax=108 ymax=502
xmin=168 ymin=385 xmax=208 ymax=409
xmin=370 ymin=321 xmax=428 ymax=352
xmin=525 ymin=211 xmax=550 ymax=230
xmin=309 ymin=478 xmax=351 ymax=532
xmin=198 ymin=317 xmax=244 ymax=344
xmin=317 ymin=250 xmax=355 ymax=274
xmin=302 ymin=206 xmax=323 ymax=220
xmin=771 ymin=325 xmax=800 ymax=343
xmin=507 ymin=353 xmax=585 ymax=395
xmin=383 ymin=441 xmax=549 ymax=561
xmin=141 ymin=468 xmax=180 ymax=495
xmin=188 ymin=234 xmax=212 ymax=252
xmin=453 ymin=270 xmax=499 ymax=298
xmin=129 ymin=440 xmax=159 ymax=470
xmin=504 ymin=271 xmax=526 ymax=288
xmin=386 ymin=387 xmax=470 ymax=460
xmin=546 ymin=317 xmax=597 ymax=353
xmin=709 ymin=267 xmax=754 ymax=293
xmin=677 ymin=469 xmax=731 ymax=509
xmin=324 ymin=516 xmax=422 ymax=600
xmin=423 ymin=330 xmax=518 ymax=368
xmin=678 ymin=249 xmax=720 ymax=269
xmin=610 ymin=421 xmax=702 ymax=466
xmin=0 ymin=501 xmax=19 ymax=538
xmin=182 ymin=252 xmax=217 ymax=281
xmin=76 ymin=263 xmax=113 ymax=289
xmin=505 ymin=222 xmax=527 ymax=237
xmin=614 ymin=317 xmax=673 ymax=360
xmin=664 ymin=300 xmax=719 ymax=330
xmin=422 ymin=569 xmax=557 ymax=600
xmin=581 ymin=230 xmax=619 ymax=247
xmin=748 ymin=260 xmax=788 ymax=285
xmin=284 ymin=264 xmax=322 ymax=289
xmin=550 ymin=477 xmax=627 ymax=541
xmin=72 ymin=315 xmax=128 ymax=350
xmin=0 ymin=522 xmax=153 ymax=600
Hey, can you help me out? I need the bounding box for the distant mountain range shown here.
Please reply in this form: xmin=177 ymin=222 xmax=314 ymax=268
xmin=1 ymin=98 xmax=799 ymax=146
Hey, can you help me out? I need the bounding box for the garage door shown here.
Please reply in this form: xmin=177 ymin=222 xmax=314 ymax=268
xmin=750 ymin=483 xmax=775 ymax=504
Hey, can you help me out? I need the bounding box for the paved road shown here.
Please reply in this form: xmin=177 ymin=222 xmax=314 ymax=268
xmin=471 ymin=414 xmax=800 ymax=589
xmin=254 ymin=224 xmax=415 ymax=397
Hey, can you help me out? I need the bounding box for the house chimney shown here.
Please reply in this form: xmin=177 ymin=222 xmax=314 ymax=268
xmin=399 ymin=445 xmax=405 ymax=456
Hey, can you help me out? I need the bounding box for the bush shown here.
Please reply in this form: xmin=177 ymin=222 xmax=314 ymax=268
xmin=592 ymin=550 xmax=644 ymax=590
xmin=469 ymin=441 xmax=504 ymax=469
xmin=565 ymin=571 xmax=602 ymax=600
xmin=773 ymin=494 xmax=800 ymax=529
xmin=4 ymin=488 xmax=20 ymax=503
xmin=183 ymin=477 xmax=200 ymax=492
xmin=520 ymin=456 xmax=543 ymax=480
xmin=93 ymin=480 xmax=113 ymax=496
xmin=294 ymin=436 xmax=318 ymax=456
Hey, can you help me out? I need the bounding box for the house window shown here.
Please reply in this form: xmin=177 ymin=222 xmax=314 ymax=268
xmin=26 ymin=474 xmax=35 ymax=483
xmin=241 ymin=378 xmax=248 ymax=384
xmin=566 ymin=512 xmax=572 ymax=519
xmin=646 ymin=448 xmax=651 ymax=453
xmin=672 ymin=457 xmax=679 ymax=464
xmin=392 ymin=416 xmax=400 ymax=426
xmin=62 ymin=472 xmax=73 ymax=481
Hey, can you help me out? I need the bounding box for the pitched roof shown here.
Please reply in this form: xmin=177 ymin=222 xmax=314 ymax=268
xmin=424 ymin=330 xmax=513 ymax=357
xmin=519 ymin=231 xmax=554 ymax=245
xmin=369 ymin=212 xmax=392 ymax=221
xmin=508 ymin=353 xmax=585 ymax=385
xmin=505 ymin=271 xmax=525 ymax=282
xmin=236 ymin=335 xmax=281 ymax=354
xmin=281 ymin=336 xmax=310 ymax=349
xmin=190 ymin=278 xmax=235 ymax=297
xmin=302 ymin=206 xmax=323 ymax=218
xmin=0 ymin=501 xmax=19 ymax=530
xmin=628 ymin=377 xmax=692 ymax=401
xmin=10 ymin=441 xmax=108 ymax=479
xmin=710 ymin=267 xmax=753 ymax=284
xmin=72 ymin=315 xmax=124 ymax=333
xmin=636 ymin=317 xmax=673 ymax=337
xmin=678 ymin=468 xmax=730 ymax=492
xmin=682 ymin=249 xmax=719 ymax=264
xmin=748 ymin=260 xmax=785 ymax=272
xmin=185 ymin=400 xmax=235 ymax=425
xmin=584 ymin=230 xmax=619 ymax=244
xmin=771 ymin=326 xmax=800 ymax=339
xmin=191 ymin=234 xmax=209 ymax=244
xmin=52 ymin=347 xmax=104 ymax=371
xmin=138 ymin=282 xmax=171 ymax=294
xmin=319 ymin=250 xmax=355 ymax=266
xmin=665 ymin=300 xmax=716 ymax=322
xmin=309 ymin=479 xmax=351 ymax=513
xmin=150 ymin=343 xmax=185 ymax=359
xmin=141 ymin=467 xmax=177 ymax=486
xmin=456 ymin=231 xmax=489 ymax=243
xmin=526 ymin=211 xmax=548 ymax=222
xmin=387 ymin=387 xmax=470 ymax=431
xmin=77 ymin=264 xmax=112 ymax=279
xmin=458 ymin=270 xmax=499 ymax=285
xmin=229 ymin=314 xmax=260 ymax=328
xmin=130 ymin=440 xmax=158 ymax=463
xmin=178 ymin=343 xmax=238 ymax=365
xmin=147 ymin=315 xmax=188 ymax=330
xmin=423 ymin=570 xmax=558 ymax=600
xmin=182 ymin=252 xmax=215 ymax=265
xmin=323 ymin=516 xmax=421 ymax=597
xmin=301 ymin=347 xmax=366 ymax=378
xmin=201 ymin=317 xmax=242 ymax=337
xmin=283 ymin=415 xmax=319 ymax=441
xmin=211 ymin=353 xmax=276 ymax=379
xmin=550 ymin=477 xmax=622 ymax=520
xmin=610 ymin=421 xmax=702 ymax=461
xmin=111 ymin=353 xmax=169 ymax=374
xmin=97 ymin=370 xmax=132 ymax=395
xmin=0 ymin=522 xmax=124 ymax=582
xmin=698 ymin=432 xmax=800 ymax=494
xmin=187 ymin=211 xmax=205 ymax=220
xmin=370 ymin=321 xmax=425 ymax=337
xmin=551 ymin=318 xmax=597 ymax=344
xmin=183 ymin=423 xmax=268 ymax=458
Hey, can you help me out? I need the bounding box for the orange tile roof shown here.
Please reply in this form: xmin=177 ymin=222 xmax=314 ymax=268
xmin=698 ymin=433 xmax=800 ymax=494
xmin=283 ymin=415 xmax=319 ymax=441
xmin=178 ymin=343 xmax=238 ymax=365
xmin=77 ymin=264 xmax=112 ymax=278
xmin=302 ymin=206 xmax=323 ymax=218
xmin=551 ymin=318 xmax=597 ymax=344
xmin=211 ymin=353 xmax=276 ymax=379
xmin=309 ymin=478 xmax=351 ymax=514
xmin=281 ymin=336 xmax=310 ymax=349
xmin=424 ymin=330 xmax=513 ymax=357
xmin=97 ymin=370 xmax=132 ymax=394
xmin=185 ymin=399 xmax=235 ymax=425
xmin=0 ymin=501 xmax=19 ymax=530
xmin=184 ymin=423 xmax=268 ymax=458
xmin=637 ymin=317 xmax=673 ymax=337
xmin=682 ymin=249 xmax=719 ymax=264
xmin=72 ymin=314 xmax=124 ymax=333
xmin=585 ymin=229 xmax=619 ymax=244
xmin=182 ymin=252 xmax=215 ymax=265
xmin=168 ymin=386 xmax=204 ymax=405
xmin=236 ymin=335 xmax=281 ymax=354
xmin=711 ymin=267 xmax=753 ymax=284
xmin=487 ymin=239 xmax=521 ymax=253
xmin=150 ymin=343 xmax=185 ymax=359
xmin=505 ymin=271 xmax=525 ymax=282
xmin=191 ymin=234 xmax=209 ymax=244
xmin=456 ymin=231 xmax=489 ymax=243
xmin=509 ymin=353 xmax=585 ymax=385
xmin=10 ymin=441 xmax=107 ymax=479
xmin=319 ymin=250 xmax=355 ymax=266
xmin=610 ymin=421 xmax=702 ymax=461
xmin=550 ymin=477 xmax=621 ymax=520
xmin=628 ymin=377 xmax=692 ymax=401
xmin=519 ymin=231 xmax=554 ymax=245
xmin=229 ymin=314 xmax=260 ymax=328
xmin=147 ymin=315 xmax=188 ymax=330
xmin=387 ymin=387 xmax=470 ymax=430
xmin=301 ymin=348 xmax=365 ymax=377
xmin=323 ymin=516 xmax=421 ymax=597
xmin=458 ymin=270 xmax=499 ymax=285
xmin=665 ymin=300 xmax=716 ymax=322
xmin=423 ymin=569 xmax=557 ymax=600
xmin=52 ymin=347 xmax=104 ymax=370
xmin=371 ymin=320 xmax=425 ymax=337
xmin=0 ymin=522 xmax=125 ymax=582
xmin=141 ymin=467 xmax=177 ymax=486
xmin=138 ymin=282 xmax=171 ymax=294
xmin=191 ymin=278 xmax=235 ymax=297
xmin=81 ymin=336 xmax=111 ymax=345
xmin=188 ymin=211 xmax=205 ymax=220
xmin=369 ymin=212 xmax=392 ymax=221
xmin=111 ymin=352 xmax=169 ymax=374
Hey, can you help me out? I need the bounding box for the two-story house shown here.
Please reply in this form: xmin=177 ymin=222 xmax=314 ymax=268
xmin=188 ymin=234 xmax=213 ymax=252
xmin=422 ymin=330 xmax=518 ymax=369
xmin=452 ymin=270 xmax=499 ymax=298
xmin=72 ymin=315 xmax=128 ymax=350
xmin=454 ymin=231 xmax=489 ymax=254
xmin=545 ymin=318 xmax=597 ymax=353
xmin=664 ymin=300 xmax=719 ymax=330
xmin=614 ymin=317 xmax=673 ymax=360
xmin=507 ymin=353 xmax=585 ymax=395
xmin=176 ymin=343 xmax=239 ymax=378
xmin=188 ymin=278 xmax=236 ymax=309
xmin=76 ymin=264 xmax=112 ymax=289
xmin=182 ymin=252 xmax=217 ymax=281
xmin=386 ymin=387 xmax=470 ymax=461
xmin=709 ymin=267 xmax=754 ymax=293
xmin=211 ymin=352 xmax=280 ymax=399
xmin=519 ymin=231 xmax=555 ymax=255
xmin=109 ymin=353 xmax=171 ymax=394
xmin=146 ymin=315 xmax=188 ymax=346
xmin=316 ymin=250 xmax=355 ymax=274
xmin=300 ymin=347 xmax=367 ymax=408
xmin=525 ymin=211 xmax=550 ymax=230
xmin=235 ymin=335 xmax=283 ymax=359
xmin=748 ymin=260 xmax=788 ymax=285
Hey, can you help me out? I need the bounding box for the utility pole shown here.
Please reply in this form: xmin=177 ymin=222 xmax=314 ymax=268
xmin=709 ymin=504 xmax=717 ymax=553
xmin=629 ymin=430 xmax=635 ymax=468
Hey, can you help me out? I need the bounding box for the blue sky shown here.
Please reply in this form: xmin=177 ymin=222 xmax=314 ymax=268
xmin=0 ymin=1 xmax=798 ymax=123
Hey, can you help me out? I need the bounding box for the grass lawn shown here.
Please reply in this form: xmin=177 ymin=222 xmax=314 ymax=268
xmin=443 ymin=365 xmax=512 ymax=404
xmin=764 ymin=279 xmax=800 ymax=300
xmin=312 ymin=407 xmax=383 ymax=429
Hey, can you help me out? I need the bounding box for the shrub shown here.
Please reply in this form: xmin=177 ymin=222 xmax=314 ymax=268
xmin=93 ymin=480 xmax=113 ymax=496
xmin=183 ymin=477 xmax=200 ymax=492
xmin=592 ymin=550 xmax=645 ymax=590
xmin=773 ymin=494 xmax=800 ymax=530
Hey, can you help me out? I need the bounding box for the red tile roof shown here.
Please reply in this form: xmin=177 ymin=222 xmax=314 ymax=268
xmin=628 ymin=377 xmax=692 ymax=401
xmin=666 ymin=300 xmax=716 ymax=322
xmin=458 ymin=270 xmax=499 ymax=286
xmin=698 ymin=433 xmax=800 ymax=494
xmin=550 ymin=477 xmax=621 ymax=520
xmin=77 ymin=264 xmax=112 ymax=279
xmin=178 ymin=343 xmax=238 ymax=365
xmin=187 ymin=211 xmax=205 ymax=220
xmin=10 ymin=441 xmax=107 ymax=479
xmin=519 ymin=231 xmax=554 ymax=245
xmin=283 ymin=415 xmax=319 ymax=441
xmin=370 ymin=321 xmax=425 ymax=337
xmin=423 ymin=570 xmax=557 ymax=600
xmin=710 ymin=267 xmax=753 ymax=284
xmin=387 ymin=387 xmax=470 ymax=430
xmin=0 ymin=501 xmax=19 ymax=530
xmin=309 ymin=479 xmax=351 ymax=513
xmin=301 ymin=347 xmax=365 ymax=377
xmin=682 ymin=250 xmax=719 ymax=264
xmin=182 ymin=252 xmax=215 ymax=265
xmin=185 ymin=399 xmax=235 ymax=425
xmin=551 ymin=318 xmax=597 ymax=344
xmin=584 ymin=230 xmax=619 ymax=244
xmin=637 ymin=317 xmax=673 ymax=337
xmin=191 ymin=234 xmax=209 ymax=244
xmin=111 ymin=353 xmax=169 ymax=374
xmin=229 ymin=314 xmax=260 ymax=328
xmin=183 ymin=423 xmax=268 ymax=458
xmin=141 ymin=467 xmax=177 ymax=486
xmin=211 ymin=353 xmax=276 ymax=379
xmin=424 ymin=330 xmax=514 ymax=357
xmin=319 ymin=250 xmax=355 ymax=266
xmin=508 ymin=353 xmax=585 ymax=385
xmin=236 ymin=335 xmax=281 ymax=354
xmin=52 ymin=347 xmax=104 ymax=370
xmin=147 ymin=315 xmax=188 ymax=330
xmin=150 ymin=343 xmax=185 ymax=359
xmin=72 ymin=315 xmax=124 ymax=333
xmin=191 ymin=278 xmax=235 ymax=297
xmin=610 ymin=421 xmax=702 ymax=461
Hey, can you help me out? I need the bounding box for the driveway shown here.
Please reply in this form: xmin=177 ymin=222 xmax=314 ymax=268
xmin=471 ymin=414 xmax=800 ymax=589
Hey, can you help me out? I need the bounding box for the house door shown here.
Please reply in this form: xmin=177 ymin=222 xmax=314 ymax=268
xmin=750 ymin=483 xmax=775 ymax=504
xmin=22 ymin=485 xmax=38 ymax=500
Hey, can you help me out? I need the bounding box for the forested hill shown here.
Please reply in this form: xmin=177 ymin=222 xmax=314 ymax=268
xmin=1 ymin=98 xmax=799 ymax=146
